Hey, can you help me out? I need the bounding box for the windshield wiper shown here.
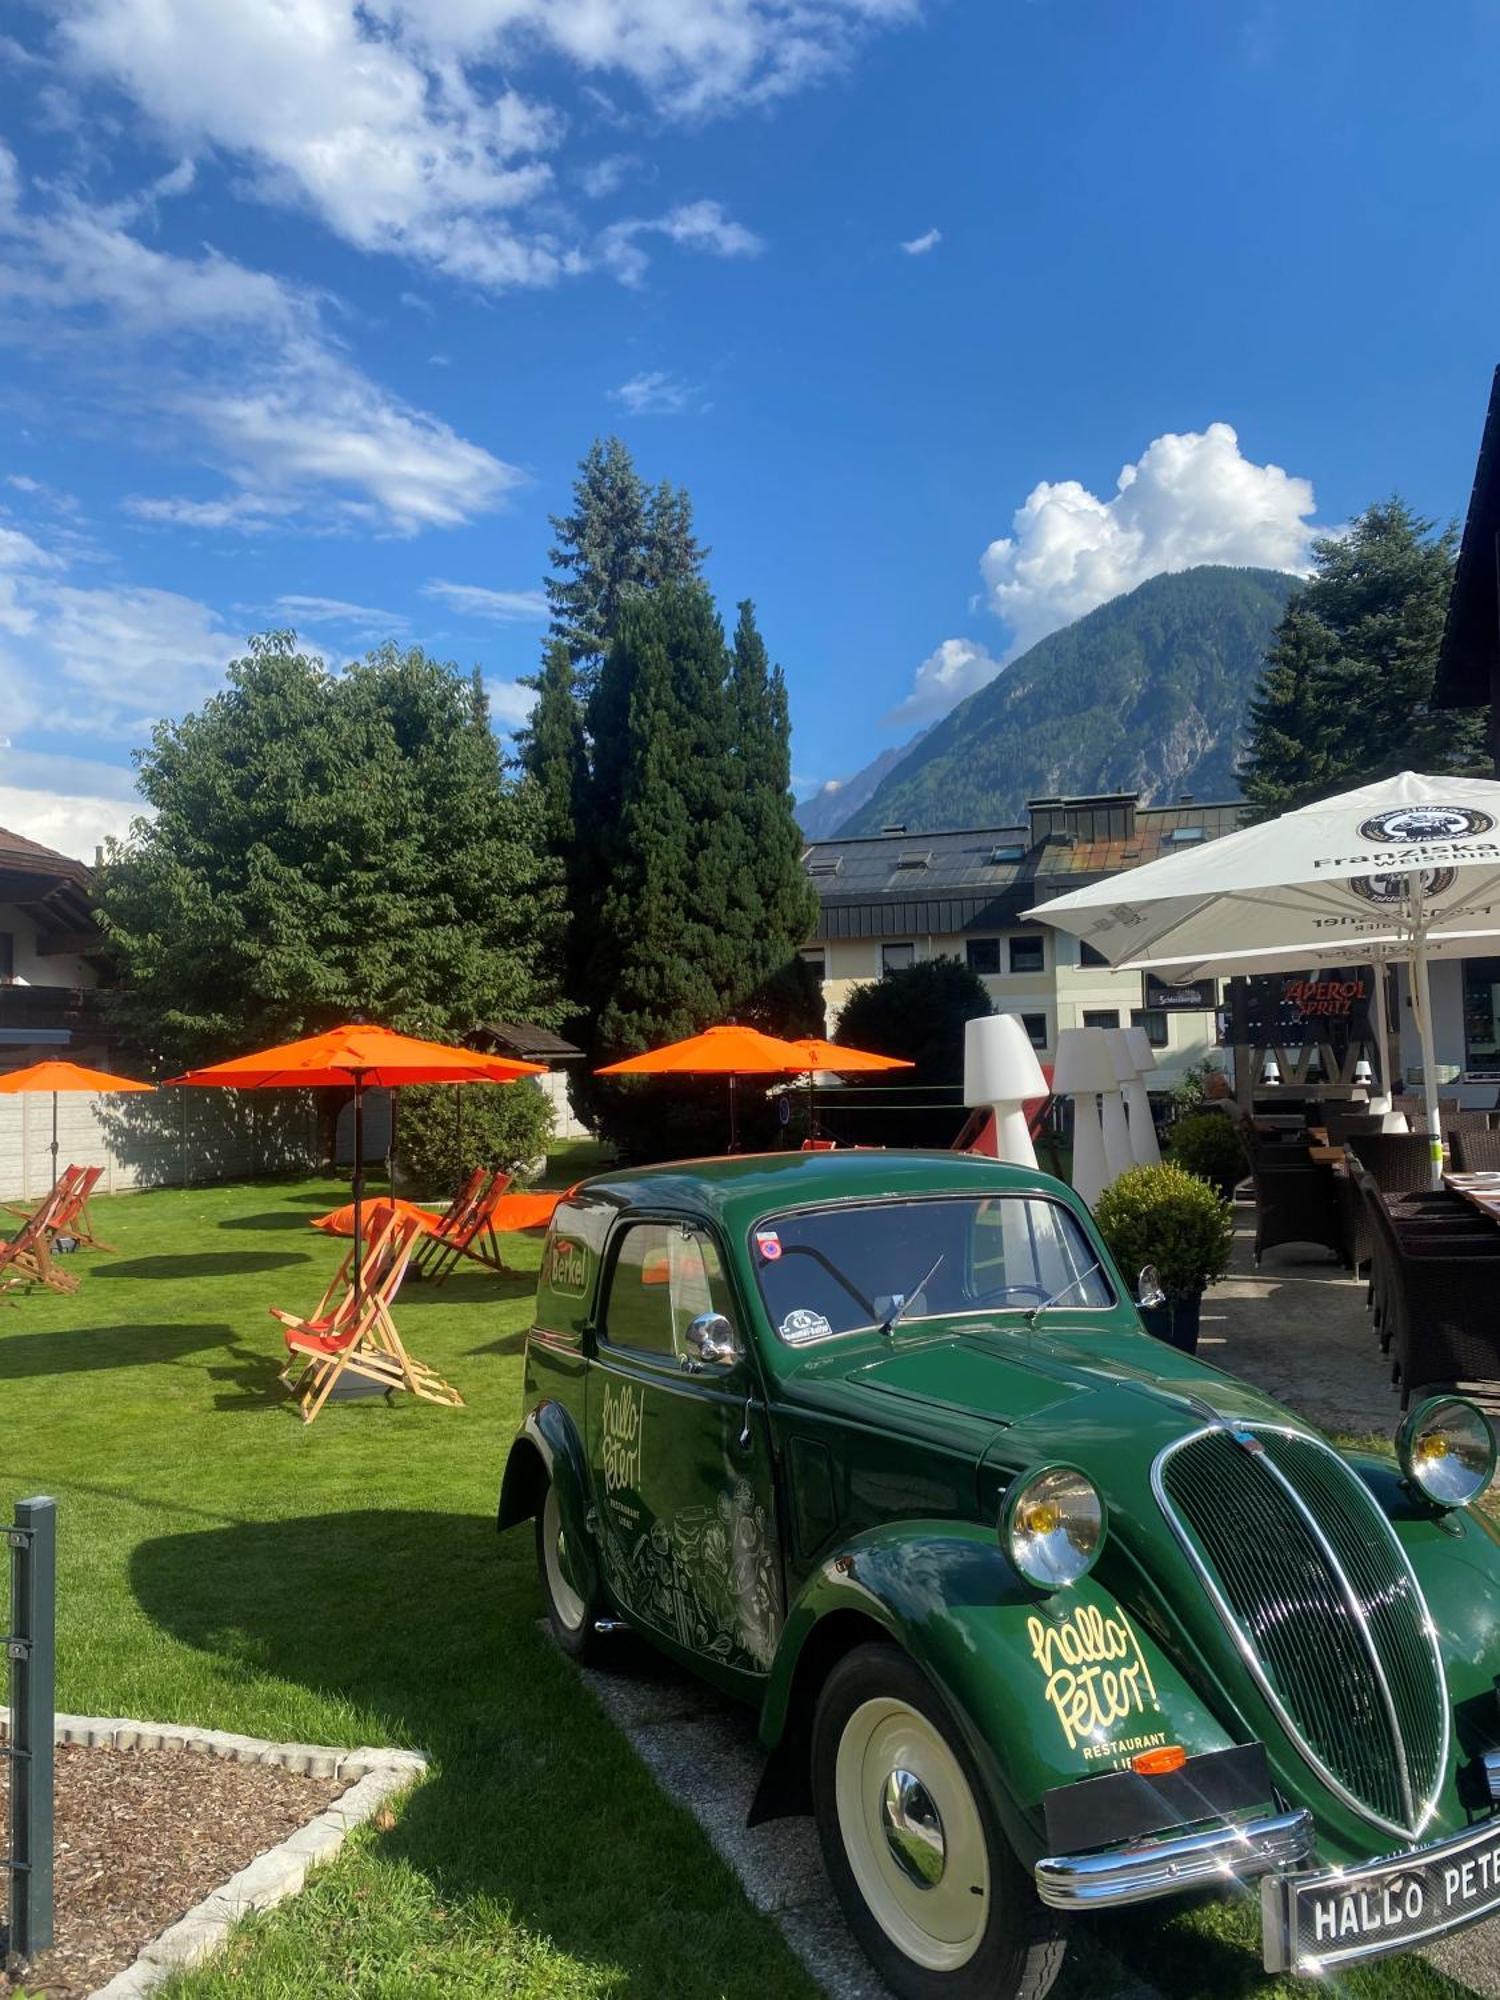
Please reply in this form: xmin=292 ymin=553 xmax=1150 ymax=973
xmin=880 ymin=1252 xmax=945 ymax=1336
xmin=1024 ymin=1261 xmax=1103 ymax=1329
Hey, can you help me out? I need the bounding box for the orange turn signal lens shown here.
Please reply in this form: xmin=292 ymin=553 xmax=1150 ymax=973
xmin=1131 ymin=1745 xmax=1187 ymax=1776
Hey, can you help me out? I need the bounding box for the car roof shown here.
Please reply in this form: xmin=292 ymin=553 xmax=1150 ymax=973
xmin=570 ymin=1149 xmax=1072 ymax=1236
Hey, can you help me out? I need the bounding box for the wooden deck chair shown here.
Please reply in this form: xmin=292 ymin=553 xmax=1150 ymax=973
xmin=50 ymin=1165 xmax=111 ymax=1251
xmin=4 ymin=1162 xmax=83 ymax=1226
xmin=418 ymin=1170 xmax=515 ymax=1287
xmin=271 ymin=1214 xmax=463 ymax=1423
xmin=410 ymin=1166 xmax=492 ymax=1278
xmin=0 ymin=1182 xmax=82 ymax=1298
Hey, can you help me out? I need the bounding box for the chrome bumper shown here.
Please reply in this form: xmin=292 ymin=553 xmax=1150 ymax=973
xmin=1035 ymin=1809 xmax=1316 ymax=1911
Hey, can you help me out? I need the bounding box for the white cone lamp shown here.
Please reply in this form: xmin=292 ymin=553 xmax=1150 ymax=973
xmin=1122 ymin=1025 xmax=1163 ymax=1167
xmin=1261 ymin=1053 xmax=1281 ymax=1087
xmin=1052 ymin=1027 xmax=1116 ymax=1211
xmin=964 ymin=1014 xmax=1047 ymax=1169
xmin=1099 ymin=1029 xmax=1139 ymax=1182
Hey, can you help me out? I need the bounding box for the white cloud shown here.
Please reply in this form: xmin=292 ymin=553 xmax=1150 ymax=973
xmin=979 ymin=421 xmax=1316 ymax=658
xmin=900 ymin=226 xmax=941 ymax=255
xmin=485 ymin=677 xmax=538 ymax=732
xmin=599 ymin=199 xmax=763 ymax=287
xmin=0 ymin=149 xmax=522 ymax=535
xmin=885 ymin=637 xmax=1002 ymax=726
xmin=610 ymin=369 xmax=701 ymax=416
xmin=0 ymin=782 xmax=139 ymax=862
xmin=273 ymin=595 xmax=409 ymax=639
xmin=579 ymin=152 xmax=640 ymax=199
xmin=49 ymin=0 xmax=875 ymax=289
xmin=886 ymin=422 xmax=1318 ymax=730
xmin=423 ymin=580 xmax=549 ymax=621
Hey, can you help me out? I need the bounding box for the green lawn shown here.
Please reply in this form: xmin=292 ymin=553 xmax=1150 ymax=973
xmin=0 ymin=1164 xmax=1479 ymax=2000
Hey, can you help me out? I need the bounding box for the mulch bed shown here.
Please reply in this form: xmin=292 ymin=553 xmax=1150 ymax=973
xmin=0 ymin=1743 xmax=346 ymax=1999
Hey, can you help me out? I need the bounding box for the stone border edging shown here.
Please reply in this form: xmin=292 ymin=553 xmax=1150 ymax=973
xmin=0 ymin=1708 xmax=427 ymax=1999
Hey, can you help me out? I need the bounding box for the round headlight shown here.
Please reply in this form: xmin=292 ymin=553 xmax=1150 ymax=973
xmin=1397 ymin=1396 xmax=1497 ymax=1508
xmin=1003 ymin=1465 xmax=1106 ymax=1590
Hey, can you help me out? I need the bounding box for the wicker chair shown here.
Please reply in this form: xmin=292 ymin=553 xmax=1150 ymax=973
xmin=1346 ymin=1132 xmax=1435 ymax=1194
xmin=1246 ymin=1151 xmax=1346 ymax=1267
xmin=1359 ymin=1182 xmax=1500 ymax=1396
xmin=1323 ymin=1109 xmax=1389 ymax=1145
xmin=1452 ymin=1128 xmax=1500 ymax=1175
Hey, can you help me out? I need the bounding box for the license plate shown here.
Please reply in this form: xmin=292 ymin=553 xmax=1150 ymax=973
xmin=1263 ymin=1818 xmax=1500 ymax=1972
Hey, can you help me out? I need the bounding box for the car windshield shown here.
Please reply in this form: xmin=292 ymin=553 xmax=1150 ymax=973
xmin=750 ymin=1195 xmax=1114 ymax=1344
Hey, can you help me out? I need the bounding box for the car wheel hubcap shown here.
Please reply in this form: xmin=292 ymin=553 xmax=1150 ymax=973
xmin=881 ymin=1768 xmax=946 ymax=1887
xmin=542 ymin=1487 xmax=586 ymax=1632
xmin=835 ymin=1697 xmax=989 ymax=1971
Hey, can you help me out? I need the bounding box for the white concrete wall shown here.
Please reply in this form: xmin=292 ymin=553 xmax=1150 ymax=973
xmin=0 ymin=1087 xmax=394 ymax=1202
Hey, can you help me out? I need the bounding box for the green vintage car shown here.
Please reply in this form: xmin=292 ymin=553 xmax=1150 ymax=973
xmin=499 ymin=1149 xmax=1500 ymax=1998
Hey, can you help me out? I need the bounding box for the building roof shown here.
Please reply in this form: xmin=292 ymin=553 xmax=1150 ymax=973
xmin=0 ymin=824 xmax=102 ymax=955
xmin=1435 ymin=363 xmax=1500 ymax=711
xmin=804 ymin=794 xmax=1243 ymax=942
xmin=470 ymin=1020 xmax=584 ymax=1063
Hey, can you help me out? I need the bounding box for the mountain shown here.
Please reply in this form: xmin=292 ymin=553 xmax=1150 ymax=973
xmin=796 ymin=735 xmax=929 ymax=839
xmin=839 ymin=565 xmax=1297 ymax=836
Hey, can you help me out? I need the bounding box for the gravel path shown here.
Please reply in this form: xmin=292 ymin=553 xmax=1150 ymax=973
xmin=0 ymin=1744 xmax=345 ymax=2000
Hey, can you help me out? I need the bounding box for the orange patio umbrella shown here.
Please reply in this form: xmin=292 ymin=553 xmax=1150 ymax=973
xmin=595 ymin=1024 xmax=912 ymax=1149
xmin=310 ymin=1187 xmax=562 ymax=1239
xmin=0 ymin=1058 xmax=155 ymax=1177
xmin=170 ymin=1024 xmax=545 ymax=1297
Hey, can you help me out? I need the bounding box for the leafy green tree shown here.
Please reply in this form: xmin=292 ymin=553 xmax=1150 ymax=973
xmin=832 ymin=957 xmax=993 ymax=1147
xmin=1239 ymin=500 xmax=1487 ymax=817
xmin=95 ymin=632 xmax=557 ymax=1069
xmin=395 ymin=1079 xmax=555 ymax=1196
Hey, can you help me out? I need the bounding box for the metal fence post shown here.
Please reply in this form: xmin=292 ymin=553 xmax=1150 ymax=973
xmin=8 ymin=1495 xmax=55 ymax=1964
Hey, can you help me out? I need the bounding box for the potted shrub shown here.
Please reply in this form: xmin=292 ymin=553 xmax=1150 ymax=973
xmin=1167 ymin=1110 xmax=1247 ymax=1198
xmin=1094 ymin=1162 xmax=1235 ymax=1354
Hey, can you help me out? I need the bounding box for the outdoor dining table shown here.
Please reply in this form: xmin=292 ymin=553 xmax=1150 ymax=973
xmin=1442 ymin=1171 xmax=1500 ymax=1224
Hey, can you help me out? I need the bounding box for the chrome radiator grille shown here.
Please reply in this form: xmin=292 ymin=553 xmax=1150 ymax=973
xmin=1156 ymin=1427 xmax=1447 ymax=1838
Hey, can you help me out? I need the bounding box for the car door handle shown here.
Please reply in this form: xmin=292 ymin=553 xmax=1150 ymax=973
xmin=737 ymin=1394 xmax=755 ymax=1452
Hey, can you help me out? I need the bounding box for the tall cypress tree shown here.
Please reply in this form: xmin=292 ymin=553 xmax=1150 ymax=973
xmin=1239 ymin=499 xmax=1486 ymax=817
xmin=722 ymin=600 xmax=819 ymax=992
xmin=517 ymin=639 xmax=588 ymax=1001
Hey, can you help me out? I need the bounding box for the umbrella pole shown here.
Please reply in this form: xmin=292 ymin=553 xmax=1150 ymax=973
xmin=728 ymin=1072 xmax=739 ymax=1153
xmin=1371 ymin=956 xmax=1395 ymax=1107
xmin=51 ymin=1090 xmax=58 ymax=1179
xmin=1406 ymin=877 xmax=1444 ymax=1189
xmin=807 ymin=1069 xmax=815 ymax=1144
xmin=352 ymin=1076 xmax=365 ymax=1305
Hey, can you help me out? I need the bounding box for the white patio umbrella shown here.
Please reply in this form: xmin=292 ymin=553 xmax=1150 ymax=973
xmin=1026 ymin=772 xmax=1500 ymax=1186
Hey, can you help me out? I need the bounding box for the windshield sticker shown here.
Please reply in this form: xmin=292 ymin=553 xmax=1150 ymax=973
xmin=1027 ymin=1603 xmax=1161 ymax=1755
xmin=755 ymin=1231 xmax=783 ymax=1262
xmin=780 ymin=1307 xmax=832 ymax=1344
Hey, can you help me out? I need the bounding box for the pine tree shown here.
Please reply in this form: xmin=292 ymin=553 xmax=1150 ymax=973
xmin=545 ymin=438 xmax=706 ymax=686
xmin=1238 ymin=499 xmax=1486 ymax=818
xmin=1239 ymin=602 xmax=1334 ymax=818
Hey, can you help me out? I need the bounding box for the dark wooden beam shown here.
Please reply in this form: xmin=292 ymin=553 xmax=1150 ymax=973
xmin=33 ymin=931 xmax=105 ymax=958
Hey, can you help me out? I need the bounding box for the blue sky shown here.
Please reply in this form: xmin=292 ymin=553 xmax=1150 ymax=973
xmin=3 ymin=0 xmax=1499 ymax=857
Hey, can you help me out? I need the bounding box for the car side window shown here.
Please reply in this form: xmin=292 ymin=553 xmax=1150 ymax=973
xmin=602 ymin=1221 xmax=734 ymax=1361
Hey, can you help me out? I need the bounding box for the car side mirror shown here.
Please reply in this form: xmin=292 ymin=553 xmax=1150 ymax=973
xmin=684 ymin=1311 xmax=741 ymax=1368
xmin=1136 ymin=1265 xmax=1167 ymax=1310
